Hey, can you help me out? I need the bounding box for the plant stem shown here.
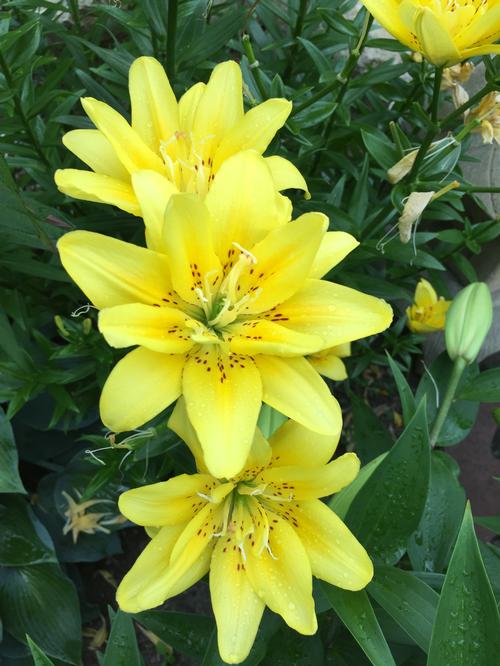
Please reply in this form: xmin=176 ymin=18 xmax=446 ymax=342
xmin=0 ymin=52 xmax=51 ymax=169
xmin=68 ymin=0 xmax=81 ymax=33
xmin=241 ymin=34 xmax=268 ymax=102
xmin=284 ymin=0 xmax=309 ymax=80
xmin=406 ymin=66 xmax=443 ymax=182
xmin=166 ymin=0 xmax=178 ymax=79
xmin=429 ymin=357 xmax=467 ymax=447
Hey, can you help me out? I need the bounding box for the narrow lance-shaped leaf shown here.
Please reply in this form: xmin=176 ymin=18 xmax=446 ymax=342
xmin=344 ymin=398 xmax=430 ymax=565
xmin=427 ymin=503 xmax=500 ymax=665
xmin=367 ymin=565 xmax=438 ymax=653
xmin=321 ymin=585 xmax=396 ymax=666
xmin=103 ymin=608 xmax=141 ymax=666
xmin=385 ymin=352 xmax=416 ymax=426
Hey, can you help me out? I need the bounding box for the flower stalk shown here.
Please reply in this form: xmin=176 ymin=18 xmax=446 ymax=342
xmin=429 ymin=356 xmax=467 ymax=448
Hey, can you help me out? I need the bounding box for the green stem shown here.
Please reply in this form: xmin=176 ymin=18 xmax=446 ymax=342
xmin=242 ymin=34 xmax=267 ymax=102
xmin=458 ymin=185 xmax=500 ymax=194
xmin=284 ymin=0 xmax=309 ymax=79
xmin=166 ymin=0 xmax=178 ymax=79
xmin=0 ymin=52 xmax=51 ymax=168
xmin=429 ymin=357 xmax=467 ymax=447
xmin=68 ymin=0 xmax=81 ymax=33
xmin=406 ymin=66 xmax=443 ymax=182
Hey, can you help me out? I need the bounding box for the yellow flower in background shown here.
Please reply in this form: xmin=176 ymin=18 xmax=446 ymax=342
xmin=360 ymin=1 xmax=500 ymax=65
xmin=116 ymin=407 xmax=373 ymax=664
xmin=308 ymin=342 xmax=351 ymax=381
xmin=58 ymin=151 xmax=393 ymax=478
xmin=469 ymin=91 xmax=500 ymax=145
xmin=55 ymin=56 xmax=307 ymax=218
xmin=407 ymin=278 xmax=450 ymax=332
xmin=61 ymin=491 xmax=116 ymax=543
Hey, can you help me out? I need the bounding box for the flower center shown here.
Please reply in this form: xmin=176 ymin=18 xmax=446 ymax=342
xmin=159 ymin=131 xmax=216 ymax=196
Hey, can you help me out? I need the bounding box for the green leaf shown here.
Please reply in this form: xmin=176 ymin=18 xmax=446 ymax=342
xmin=260 ymin=626 xmax=324 ymax=665
xmin=344 ymin=400 xmax=430 ymax=564
xmin=385 ymin=353 xmax=416 ymax=426
xmin=321 ymin=585 xmax=396 ymax=666
xmin=351 ymin=396 xmax=393 ymax=463
xmin=26 ymin=636 xmax=55 ymax=666
xmin=103 ymin=609 xmax=141 ymax=666
xmin=427 ymin=504 xmax=500 ymax=664
xmin=329 ymin=454 xmax=386 ymax=520
xmin=475 ymin=516 xmax=500 ymax=534
xmin=416 ymin=352 xmax=479 ymax=447
xmin=458 ymin=368 xmax=500 ymax=402
xmin=408 ymin=451 xmax=465 ymax=573
xmin=361 ymin=129 xmax=399 ymax=171
xmin=368 ymin=565 xmax=438 ymax=652
xmin=135 ymin=610 xmax=214 ymax=660
xmin=0 ymin=563 xmax=81 ymax=664
xmin=0 ymin=496 xmax=55 ymax=566
xmin=0 ymin=407 xmax=25 ymax=493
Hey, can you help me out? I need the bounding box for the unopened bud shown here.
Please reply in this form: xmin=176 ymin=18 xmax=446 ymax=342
xmin=82 ymin=318 xmax=92 ymax=335
xmin=445 ymin=282 xmax=493 ymax=364
xmin=54 ymin=315 xmax=69 ymax=337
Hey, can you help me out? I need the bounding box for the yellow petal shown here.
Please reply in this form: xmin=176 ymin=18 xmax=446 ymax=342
xmin=414 ymin=7 xmax=461 ymax=65
xmin=455 ymin=7 xmax=500 ymax=49
xmin=245 ymin=514 xmax=317 ymax=634
xmin=264 ymin=156 xmax=309 ymax=195
xmin=183 ymin=348 xmax=262 ymax=478
xmin=98 ymin=303 xmax=194 ymax=353
xmin=254 ymin=355 xmax=342 ymax=436
xmin=269 ymin=419 xmax=339 ymax=467
xmin=292 ymin=499 xmax=373 ymax=590
xmin=228 ymin=319 xmax=323 ymax=357
xmin=57 ymin=230 xmax=172 ymax=309
xmin=100 ymin=347 xmax=184 ymax=432
xmin=119 ymin=474 xmax=216 ymax=525
xmin=162 ymin=194 xmax=222 ymax=305
xmin=238 ymin=214 xmax=326 ymax=315
xmin=192 ymin=61 xmax=243 ymax=148
xmin=62 ymin=130 xmax=129 ymax=180
xmin=117 ymin=523 xmax=211 ymax=612
xmin=168 ymin=397 xmax=209 ymax=473
xmin=131 ymin=170 xmax=178 ymax=252
xmin=178 ymin=82 xmax=206 ymax=133
xmin=205 ymin=151 xmax=289 ymax=262
xmin=243 ymin=428 xmax=272 ymax=473
xmin=309 ymin=354 xmax=347 ymax=381
xmin=213 ymin=98 xmax=292 ymax=169
xmin=257 ymin=453 xmax=360 ymax=500
xmin=272 ymin=279 xmax=393 ymax=347
xmin=54 ymin=169 xmax=140 ymax=216
xmin=309 ymin=231 xmax=359 ymax=279
xmin=360 ymin=0 xmax=415 ymax=47
xmin=210 ymin=535 xmax=265 ymax=664
xmin=129 ymin=56 xmax=179 ymax=152
xmin=414 ymin=278 xmax=438 ymax=307
xmin=81 ymin=97 xmax=165 ymax=174
xmin=461 ymin=43 xmax=500 ymax=59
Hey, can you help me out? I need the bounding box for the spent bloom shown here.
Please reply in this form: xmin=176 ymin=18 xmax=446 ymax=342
xmin=55 ymin=56 xmax=307 ymax=218
xmin=58 ymin=151 xmax=392 ymax=478
xmin=116 ymin=403 xmax=373 ymax=664
xmin=61 ymin=491 xmax=117 ymax=543
xmin=407 ymin=278 xmax=451 ymax=333
xmin=441 ymin=61 xmax=475 ymax=108
xmin=359 ymin=1 xmax=500 ymax=65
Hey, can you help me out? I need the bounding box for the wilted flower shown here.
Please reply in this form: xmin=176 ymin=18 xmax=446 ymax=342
xmin=407 ymin=278 xmax=450 ymax=333
xmin=441 ymin=62 xmax=474 ymax=108
xmin=61 ymin=491 xmax=118 ymax=543
xmin=58 ymin=156 xmax=392 ymax=478
xmin=359 ymin=1 xmax=500 ymax=65
xmin=308 ymin=342 xmax=351 ymax=381
xmin=445 ymin=282 xmax=493 ymax=363
xmin=469 ymin=92 xmax=500 ymax=145
xmin=117 ymin=405 xmax=373 ymax=664
xmin=55 ymin=56 xmax=307 ymax=218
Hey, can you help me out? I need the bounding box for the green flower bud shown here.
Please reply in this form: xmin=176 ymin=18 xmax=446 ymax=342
xmin=445 ymin=282 xmax=493 ymax=364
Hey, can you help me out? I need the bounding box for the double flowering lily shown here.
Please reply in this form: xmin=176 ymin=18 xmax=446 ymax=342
xmin=117 ymin=403 xmax=373 ymax=664
xmin=55 ymin=56 xmax=307 ymax=218
xmin=360 ymin=0 xmax=500 ymax=65
xmin=58 ymin=151 xmax=392 ymax=478
xmin=407 ymin=278 xmax=450 ymax=332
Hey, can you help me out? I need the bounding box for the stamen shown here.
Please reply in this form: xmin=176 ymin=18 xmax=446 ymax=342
xmin=232 ymin=242 xmax=257 ymax=264
xmin=265 ymin=543 xmax=278 ymax=560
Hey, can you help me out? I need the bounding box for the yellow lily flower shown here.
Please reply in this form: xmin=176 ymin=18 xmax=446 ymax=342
xmin=61 ymin=491 xmax=116 ymax=543
xmin=58 ymin=152 xmax=392 ymax=478
xmin=359 ymin=1 xmax=500 ymax=65
xmin=308 ymin=342 xmax=351 ymax=381
xmin=407 ymin=278 xmax=451 ymax=332
xmin=55 ymin=56 xmax=307 ymax=218
xmin=117 ymin=409 xmax=373 ymax=664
